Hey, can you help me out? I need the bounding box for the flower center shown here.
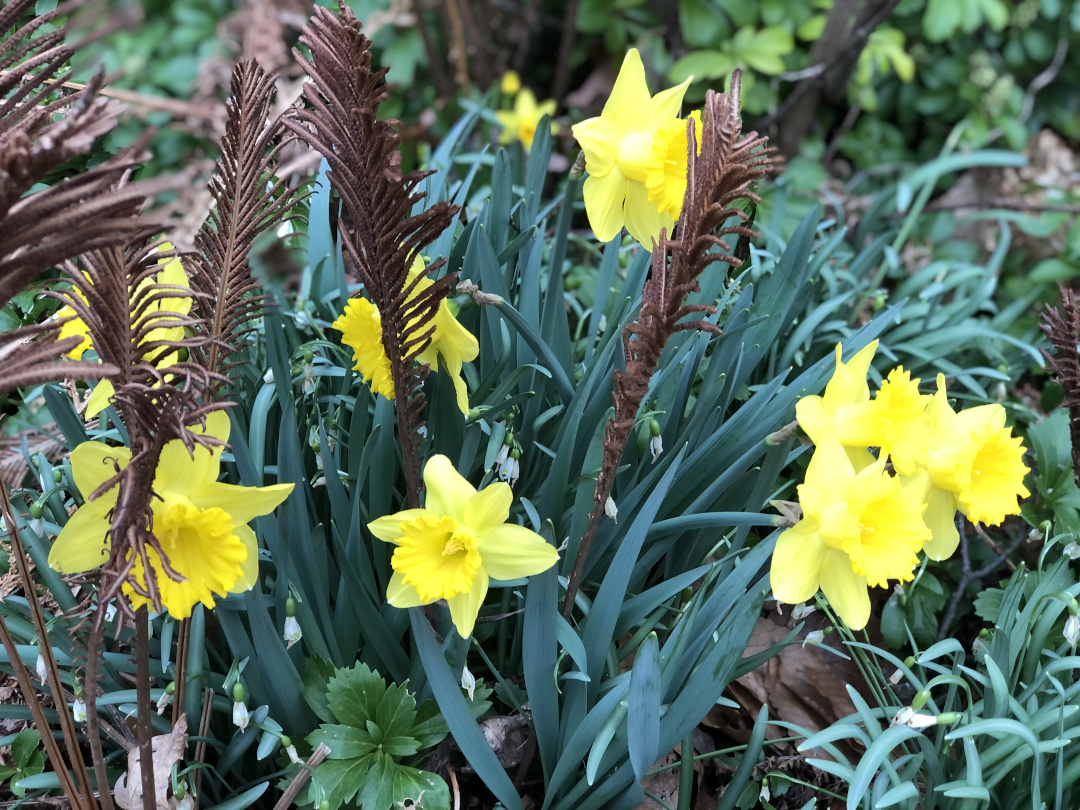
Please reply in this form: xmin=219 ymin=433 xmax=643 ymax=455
xmin=645 ymin=118 xmax=689 ymax=219
xmin=616 ymin=131 xmax=658 ymax=183
xmin=392 ymin=514 xmax=482 ymax=603
xmin=123 ymin=501 xmax=247 ymax=619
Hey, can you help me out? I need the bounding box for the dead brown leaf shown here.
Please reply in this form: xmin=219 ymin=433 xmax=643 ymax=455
xmin=114 ymin=716 xmax=188 ymax=810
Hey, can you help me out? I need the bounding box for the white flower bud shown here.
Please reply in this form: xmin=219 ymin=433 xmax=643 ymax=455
xmin=510 ymin=458 xmax=520 ymax=487
xmin=283 ymin=616 xmax=302 ymax=649
xmin=263 ymin=369 xmax=274 ymax=385
xmin=802 ymin=630 xmax=825 ymax=647
xmin=302 ymin=363 xmax=314 ymax=395
xmin=1065 ymin=615 xmax=1079 ymax=653
xmin=461 ymin=665 xmax=476 ymax=701
xmin=177 ymin=793 xmax=194 ymax=810
xmin=233 ymin=700 xmax=249 ymax=731
xmin=972 ymin=635 xmax=987 ymax=657
xmin=791 ymin=602 xmax=816 ymax=621
xmin=605 ymin=496 xmax=618 ymax=523
xmin=35 ymin=652 xmax=47 ymax=684
xmin=156 ymin=691 xmax=173 ymax=715
xmin=72 ymin=698 xmax=86 ymax=723
xmin=29 ymin=518 xmax=43 ymax=537
xmin=891 ymin=706 xmax=936 ymax=728
xmin=495 ymin=444 xmax=510 ymax=469
xmin=1063 ymin=541 xmax=1080 ymax=560
xmin=649 ymin=434 xmax=663 ymax=463
xmin=285 ymin=744 xmax=303 ymax=765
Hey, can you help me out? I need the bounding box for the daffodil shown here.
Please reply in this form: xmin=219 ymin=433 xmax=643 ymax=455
xmin=771 ymin=434 xmax=931 ymax=630
xmin=796 ymin=340 xmax=878 ymax=444
xmin=918 ymin=374 xmax=1029 ymax=558
xmin=500 ymin=70 xmax=521 ymax=96
xmin=48 ymin=411 xmax=293 ymax=619
xmin=572 ymin=49 xmax=692 ymax=247
xmin=55 ymin=245 xmax=192 ymax=419
xmin=334 ymin=256 xmax=479 ymax=415
xmin=368 ymin=455 xmax=559 ymax=638
xmin=496 ymin=88 xmax=559 ymax=151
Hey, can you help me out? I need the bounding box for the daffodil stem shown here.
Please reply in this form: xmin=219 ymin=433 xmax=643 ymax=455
xmin=135 ymin=608 xmax=156 ymax=810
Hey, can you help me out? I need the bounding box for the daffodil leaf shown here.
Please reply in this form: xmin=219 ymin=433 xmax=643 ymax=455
xmin=327 ymin=663 xmax=387 ymax=728
xmin=307 ymin=725 xmax=376 ymax=760
xmin=393 ymin=766 xmax=450 ymax=810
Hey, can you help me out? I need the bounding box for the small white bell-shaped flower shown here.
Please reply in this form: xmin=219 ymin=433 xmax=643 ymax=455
xmin=72 ymin=688 xmax=86 ymax=723
xmin=1065 ymin=614 xmax=1079 ymax=653
xmin=156 ymin=682 xmax=174 ymax=715
xmin=605 ymin=496 xmax=618 ymax=523
xmin=648 ymin=420 xmax=662 ymax=464
xmin=791 ymin=602 xmax=816 ymax=621
xmin=35 ymin=651 xmax=47 ymax=684
xmin=283 ymin=597 xmax=302 ymax=649
xmin=802 ymin=630 xmax=825 ymax=647
xmin=281 ymin=735 xmax=303 ymax=765
xmin=1063 ymin=541 xmax=1080 ymax=560
xmin=461 ymin=665 xmax=477 ymax=701
xmin=232 ymin=683 xmax=249 ymax=732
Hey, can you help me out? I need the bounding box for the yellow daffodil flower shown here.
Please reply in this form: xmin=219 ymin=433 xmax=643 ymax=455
xmin=48 ymin=411 xmax=293 ymax=619
xmin=920 ymin=374 xmax=1029 ymax=557
xmin=55 ymin=245 xmax=193 ymax=420
xmin=571 ymin=49 xmax=692 ymax=247
xmin=496 ymin=88 xmax=559 ymax=151
xmin=796 ymin=341 xmax=879 ymax=444
xmin=771 ymin=434 xmax=932 ymax=630
xmin=333 ymin=256 xmax=479 ymax=415
xmin=500 ymin=70 xmax=521 ymax=96
xmin=368 ymin=454 xmax=559 ymax=638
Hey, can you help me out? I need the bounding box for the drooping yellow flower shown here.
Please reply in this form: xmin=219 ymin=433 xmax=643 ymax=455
xmin=55 ymin=245 xmax=193 ymax=420
xmin=48 ymin=411 xmax=293 ymax=619
xmin=796 ymin=341 xmax=879 ymax=444
xmin=571 ymin=49 xmax=692 ymax=247
xmin=496 ymin=89 xmax=559 ymax=151
xmin=771 ymin=434 xmax=931 ymax=630
xmin=333 ymin=256 xmax=479 ymax=415
xmin=368 ymin=455 xmax=559 ymax=638
xmin=922 ymin=374 xmax=1029 ymax=533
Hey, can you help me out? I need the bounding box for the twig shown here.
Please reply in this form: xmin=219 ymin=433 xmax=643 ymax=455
xmin=937 ymin=520 xmax=1026 ymax=641
xmin=173 ymin=618 xmax=188 ymax=726
xmin=972 ymin=523 xmax=1017 ymax=572
xmin=918 ymin=198 xmax=1080 ymax=216
xmin=192 ymin=688 xmax=214 ymax=810
xmin=550 ymin=0 xmax=581 ymax=104
xmin=135 ymin=610 xmax=156 ymax=810
xmin=1021 ymin=34 xmax=1069 ymax=122
xmin=271 ymin=744 xmax=330 ymax=810
xmin=448 ymin=765 xmax=460 ymax=810
xmin=84 ymin=608 xmax=116 ymax=810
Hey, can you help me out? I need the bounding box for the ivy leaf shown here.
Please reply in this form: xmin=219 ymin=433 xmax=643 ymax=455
xmin=358 ymin=752 xmax=395 ymax=810
xmin=327 ymin=663 xmax=388 ymax=727
xmin=393 ymin=766 xmax=451 ymax=810
xmin=307 ymin=724 xmax=376 ymax=760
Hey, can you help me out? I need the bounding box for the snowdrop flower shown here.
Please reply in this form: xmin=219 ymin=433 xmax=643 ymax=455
xmin=498 ymin=453 xmax=515 ymax=483
xmin=72 ymin=693 xmax=86 ymax=723
xmin=156 ymin=682 xmax=174 ymax=715
xmin=281 ymin=735 xmax=303 ymax=765
xmin=605 ymin=496 xmax=618 ymax=523
xmin=35 ymin=651 xmax=47 ymax=684
xmin=891 ymin=706 xmax=936 ymax=728
xmin=509 ymin=454 xmax=520 ymax=488
xmin=263 ymin=368 xmax=275 ymax=385
xmin=283 ymin=597 xmax=302 ymax=649
xmin=791 ymin=602 xmax=816 ymax=621
xmin=232 ymin=684 xmax=249 ymax=732
xmin=1065 ymin=614 xmax=1079 ymax=653
xmin=888 ymin=669 xmax=904 ymax=685
xmin=461 ymin=665 xmax=476 ymax=701
xmin=1063 ymin=541 xmax=1080 ymax=560
xmin=802 ymin=630 xmax=825 ymax=647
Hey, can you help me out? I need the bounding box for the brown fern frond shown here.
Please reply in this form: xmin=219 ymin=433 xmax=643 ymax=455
xmin=564 ymin=70 xmax=777 ymax=617
xmin=284 ymin=3 xmax=459 ymax=506
xmin=1041 ymin=284 xmax=1080 ymax=481
xmin=188 ymin=59 xmax=299 ymax=394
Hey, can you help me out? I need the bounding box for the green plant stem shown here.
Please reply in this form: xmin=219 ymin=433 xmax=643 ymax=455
xmin=135 ymin=609 xmax=156 ymax=810
xmin=677 ymin=732 xmax=695 ymax=810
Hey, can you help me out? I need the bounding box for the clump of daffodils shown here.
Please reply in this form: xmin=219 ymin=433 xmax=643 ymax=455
xmin=571 ymin=49 xmax=697 ymax=248
xmin=333 ymin=255 xmax=479 ymax=415
xmin=771 ymin=341 xmax=1029 ymax=629
xmin=496 ymin=82 xmax=559 ymax=151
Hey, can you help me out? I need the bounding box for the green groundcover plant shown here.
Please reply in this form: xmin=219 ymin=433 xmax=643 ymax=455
xmin=0 ymin=1 xmax=1074 ymax=809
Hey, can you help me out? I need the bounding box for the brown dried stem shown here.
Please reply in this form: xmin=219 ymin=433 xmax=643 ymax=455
xmin=1040 ymin=284 xmax=1080 ymax=483
xmin=563 ymin=72 xmax=775 ymax=618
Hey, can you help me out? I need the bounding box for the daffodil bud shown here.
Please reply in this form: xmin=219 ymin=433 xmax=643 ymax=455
xmin=461 ymin=665 xmax=476 ymax=701
xmin=605 ymin=496 xmax=617 ymax=523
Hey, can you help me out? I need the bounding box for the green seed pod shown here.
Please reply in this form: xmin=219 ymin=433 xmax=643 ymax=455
xmin=286 ymin=597 xmax=297 ymax=618
xmin=232 ymin=683 xmax=245 ymax=703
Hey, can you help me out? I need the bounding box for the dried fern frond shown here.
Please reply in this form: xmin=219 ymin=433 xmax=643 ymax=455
xmin=188 ymin=59 xmax=299 ymax=393
xmin=1040 ymin=284 xmax=1080 ymax=481
xmin=284 ymin=3 xmax=459 ymax=505
xmin=565 ymin=72 xmax=776 ymax=615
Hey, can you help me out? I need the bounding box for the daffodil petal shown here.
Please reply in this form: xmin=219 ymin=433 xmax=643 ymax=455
xmin=386 ymin=571 xmax=428 ymax=608
xmin=795 ymin=395 xmax=827 ymax=443
xmin=477 ymin=524 xmax=559 ymax=581
xmin=583 ymin=170 xmax=627 ymax=243
xmin=70 ymin=442 xmax=129 ymax=504
xmin=495 ymin=111 xmax=518 ymax=144
xmin=446 ymin=569 xmax=489 ymax=638
xmin=770 ymin=522 xmax=826 ymax=605
xmin=192 ymin=482 xmax=293 ymax=525
xmin=368 ymin=509 xmax=429 ymax=543
xmin=922 ymin=487 xmax=960 ymax=561
xmin=572 ymin=117 xmax=619 ymax=177
xmin=603 ymin=49 xmax=651 ymax=123
xmin=49 ymin=507 xmax=109 ymax=574
xmin=423 ymin=455 xmax=475 ymax=523
xmin=623 ymin=180 xmax=672 ymax=249
xmin=464 ymin=483 xmax=513 ymax=536
xmin=84 ymin=379 xmax=115 ymax=420
xmin=646 ymin=76 xmax=691 ymax=120
xmin=230 ymin=524 xmax=259 ymax=593
xmin=154 ymin=439 xmax=219 ymax=495
xmin=819 ymin=549 xmax=871 ymax=630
